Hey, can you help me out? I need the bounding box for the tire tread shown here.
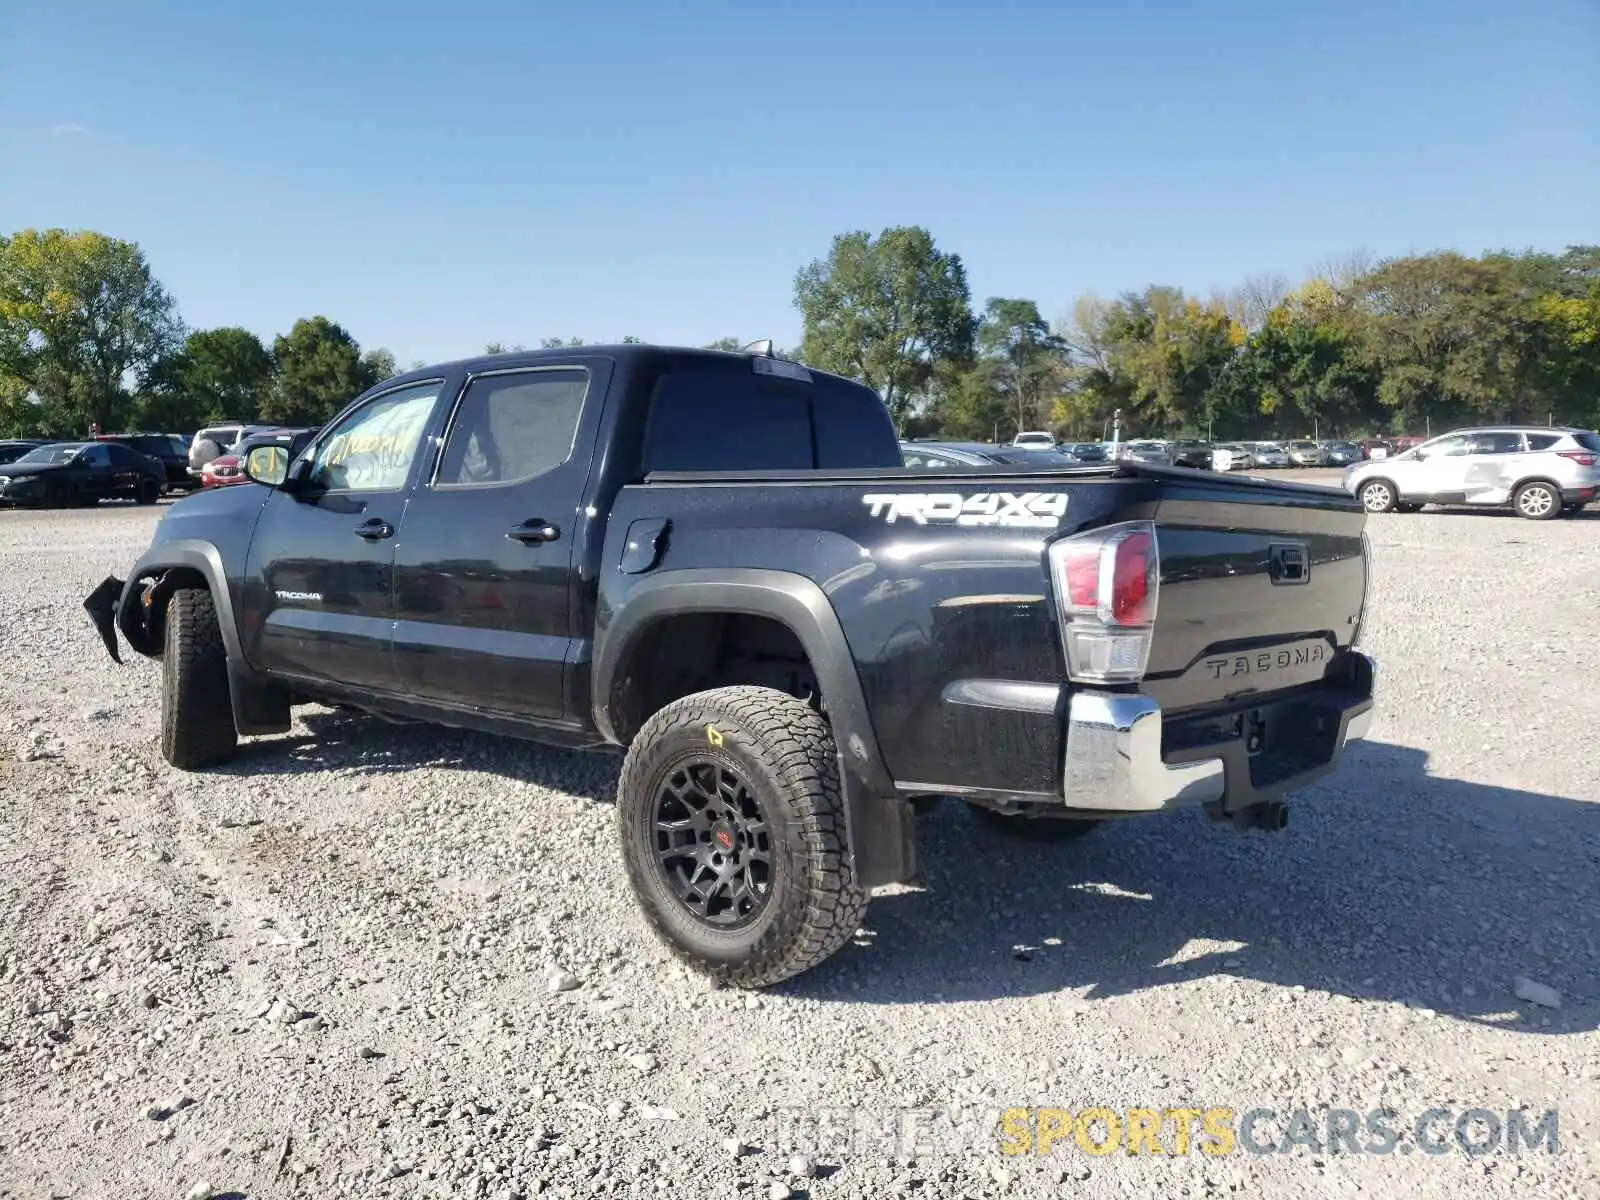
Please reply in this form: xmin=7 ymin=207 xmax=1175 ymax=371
xmin=617 ymin=686 xmax=869 ymax=988
xmin=160 ymin=588 xmax=238 ymax=769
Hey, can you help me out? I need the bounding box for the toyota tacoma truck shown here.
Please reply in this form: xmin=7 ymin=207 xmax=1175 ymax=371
xmin=84 ymin=343 xmax=1376 ymax=987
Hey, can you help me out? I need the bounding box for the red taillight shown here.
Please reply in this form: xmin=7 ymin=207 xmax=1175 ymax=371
xmin=1057 ymin=541 xmax=1101 ymax=608
xmin=1557 ymin=451 xmax=1597 ymax=467
xmin=1110 ymin=530 xmax=1153 ymax=624
xmin=1047 ymin=521 xmax=1160 ymax=683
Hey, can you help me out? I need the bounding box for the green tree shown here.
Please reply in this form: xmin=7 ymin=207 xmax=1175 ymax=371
xmin=1349 ymin=252 xmax=1545 ymax=427
xmin=362 ymin=346 xmax=398 ymax=383
xmin=973 ymin=298 xmax=1067 ymax=434
xmin=794 ymin=226 xmax=975 ymax=425
xmin=0 ymin=228 xmax=182 ymax=434
xmin=703 ymin=337 xmax=745 ymax=352
xmin=1073 ymin=287 xmax=1239 ymax=436
xmin=923 ymin=360 xmax=1007 ymax=440
xmin=151 ymin=326 xmax=275 ymax=428
xmin=0 ymin=374 xmax=52 ymax=437
xmin=263 ymin=317 xmax=378 ymax=426
xmin=1215 ymin=304 xmax=1372 ymax=438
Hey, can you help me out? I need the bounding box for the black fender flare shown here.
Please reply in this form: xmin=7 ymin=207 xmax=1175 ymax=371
xmin=118 ymin=540 xmax=243 ymax=661
xmin=594 ymin=568 xmax=914 ymax=886
xmin=117 ymin=539 xmax=289 ymax=736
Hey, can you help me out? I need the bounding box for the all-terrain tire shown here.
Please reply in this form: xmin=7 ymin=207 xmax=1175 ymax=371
xmin=966 ymin=803 xmax=1101 ymax=842
xmin=160 ymin=588 xmax=238 ymax=769
xmin=617 ymin=685 xmax=869 ymax=988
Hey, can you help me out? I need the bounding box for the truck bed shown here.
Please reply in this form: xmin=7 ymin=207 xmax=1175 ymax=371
xmin=605 ymin=461 xmax=1368 ymax=804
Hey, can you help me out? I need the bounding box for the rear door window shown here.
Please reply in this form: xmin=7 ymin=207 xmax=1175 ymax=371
xmin=435 ymin=369 xmax=589 ymax=487
xmin=643 ymin=362 xmax=900 ymax=472
xmin=644 ymin=369 xmax=815 ymax=472
xmin=1469 ymin=432 xmax=1524 ymax=454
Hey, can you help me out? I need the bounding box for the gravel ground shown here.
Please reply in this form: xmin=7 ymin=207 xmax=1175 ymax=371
xmin=1 ymin=492 xmax=1596 ymax=1200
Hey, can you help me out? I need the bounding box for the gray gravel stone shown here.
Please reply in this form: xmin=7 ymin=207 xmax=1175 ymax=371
xmin=2 ymin=484 xmax=1597 ymax=1200
xmin=1513 ymin=976 xmax=1563 ymax=1009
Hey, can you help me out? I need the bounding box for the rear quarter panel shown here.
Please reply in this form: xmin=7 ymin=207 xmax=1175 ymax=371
xmin=598 ymin=473 xmax=1144 ymax=794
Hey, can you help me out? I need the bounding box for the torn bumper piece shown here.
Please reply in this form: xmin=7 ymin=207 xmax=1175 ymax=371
xmin=83 ymin=573 xmax=166 ymax=663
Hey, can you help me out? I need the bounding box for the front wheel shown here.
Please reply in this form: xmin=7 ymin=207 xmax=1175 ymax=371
xmin=160 ymin=588 xmax=239 ymax=769
xmin=617 ymin=685 xmax=869 ymax=988
xmin=1358 ymin=478 xmax=1398 ymax=513
xmin=1514 ymin=481 xmax=1560 ymax=521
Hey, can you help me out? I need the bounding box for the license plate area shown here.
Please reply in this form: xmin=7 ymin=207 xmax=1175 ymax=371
xmin=1164 ymin=695 xmax=1344 ymax=790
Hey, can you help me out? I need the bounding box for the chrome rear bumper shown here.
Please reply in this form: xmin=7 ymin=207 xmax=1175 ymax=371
xmin=1063 ymin=653 xmax=1376 ymax=813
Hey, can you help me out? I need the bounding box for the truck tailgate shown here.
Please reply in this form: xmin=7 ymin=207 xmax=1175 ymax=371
xmin=1142 ymin=476 xmax=1368 ymax=716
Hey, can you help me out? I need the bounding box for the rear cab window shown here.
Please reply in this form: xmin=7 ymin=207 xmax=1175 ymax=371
xmin=642 ymin=358 xmax=899 ymax=472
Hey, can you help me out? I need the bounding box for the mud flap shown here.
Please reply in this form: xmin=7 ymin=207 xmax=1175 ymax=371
xmin=83 ymin=575 xmax=126 ymax=663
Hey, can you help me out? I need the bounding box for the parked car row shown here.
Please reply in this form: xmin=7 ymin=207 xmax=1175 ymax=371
xmin=1003 ymin=434 xmax=1404 ymax=470
xmin=0 ymin=424 xmax=317 ymax=507
xmin=0 ymin=440 xmax=167 ymax=507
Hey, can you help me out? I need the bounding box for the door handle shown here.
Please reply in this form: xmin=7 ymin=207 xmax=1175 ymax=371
xmin=507 ymin=519 xmax=560 ymax=544
xmin=354 ymin=518 xmax=394 ymax=540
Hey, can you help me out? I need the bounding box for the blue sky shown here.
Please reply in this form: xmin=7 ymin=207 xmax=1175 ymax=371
xmin=3 ymin=0 xmax=1595 ymax=364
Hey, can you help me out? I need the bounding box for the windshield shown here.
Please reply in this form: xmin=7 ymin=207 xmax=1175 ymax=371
xmin=14 ymin=443 xmax=86 ymax=465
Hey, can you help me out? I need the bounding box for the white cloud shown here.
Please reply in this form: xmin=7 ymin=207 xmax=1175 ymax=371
xmin=50 ymin=122 xmax=90 ymax=136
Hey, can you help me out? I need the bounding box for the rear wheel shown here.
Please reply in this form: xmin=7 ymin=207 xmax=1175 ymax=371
xmin=1513 ymin=481 xmax=1559 ymax=521
xmin=967 ymin=803 xmax=1101 ymax=842
xmin=160 ymin=588 xmax=238 ymax=769
xmin=1358 ymin=479 xmax=1397 ymax=513
xmin=617 ymin=686 xmax=869 ymax=988
xmin=136 ymin=477 xmax=161 ymax=505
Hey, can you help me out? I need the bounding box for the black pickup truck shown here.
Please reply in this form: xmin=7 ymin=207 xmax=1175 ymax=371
xmin=85 ymin=343 xmax=1376 ymax=987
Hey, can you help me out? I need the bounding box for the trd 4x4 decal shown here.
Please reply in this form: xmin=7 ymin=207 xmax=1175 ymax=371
xmin=861 ymin=491 xmax=1069 ymax=528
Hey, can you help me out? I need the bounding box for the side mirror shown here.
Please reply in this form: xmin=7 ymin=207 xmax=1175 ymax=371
xmin=243 ymin=445 xmax=293 ymax=488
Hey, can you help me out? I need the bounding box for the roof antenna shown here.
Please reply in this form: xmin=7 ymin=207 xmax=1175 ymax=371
xmin=742 ymin=339 xmax=774 ymax=356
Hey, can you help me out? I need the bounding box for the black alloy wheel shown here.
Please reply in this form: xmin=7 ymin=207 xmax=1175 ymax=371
xmin=652 ymin=757 xmax=773 ymax=928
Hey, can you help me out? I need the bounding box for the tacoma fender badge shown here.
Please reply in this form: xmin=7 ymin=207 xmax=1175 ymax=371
xmin=274 ymin=590 xmax=323 ymax=603
xmin=861 ymin=492 xmax=1068 ymax=528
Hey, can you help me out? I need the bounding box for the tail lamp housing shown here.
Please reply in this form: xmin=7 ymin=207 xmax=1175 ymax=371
xmin=1047 ymin=520 xmax=1159 ymax=683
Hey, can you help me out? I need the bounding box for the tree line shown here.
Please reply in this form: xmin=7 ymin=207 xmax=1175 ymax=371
xmin=793 ymin=228 xmax=1600 ymax=442
xmin=4 ymin=225 xmax=1596 ymax=442
xmin=0 ymin=231 xmax=413 ymax=437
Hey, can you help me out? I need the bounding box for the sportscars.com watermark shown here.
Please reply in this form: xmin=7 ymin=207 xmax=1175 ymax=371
xmin=772 ymin=1106 xmax=1560 ymax=1160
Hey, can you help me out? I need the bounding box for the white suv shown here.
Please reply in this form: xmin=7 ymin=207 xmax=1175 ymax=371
xmin=1342 ymin=427 xmax=1600 ymax=519
xmin=188 ymin=423 xmax=274 ymax=476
